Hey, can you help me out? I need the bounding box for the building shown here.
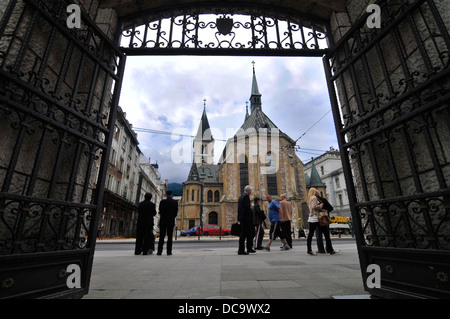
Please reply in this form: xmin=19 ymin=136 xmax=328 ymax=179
xmin=100 ymin=106 xmax=165 ymax=238
xmin=303 ymin=148 xmax=351 ymax=218
xmin=178 ymin=65 xmax=308 ymax=232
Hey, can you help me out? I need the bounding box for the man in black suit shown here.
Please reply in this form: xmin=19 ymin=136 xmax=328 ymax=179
xmin=157 ymin=190 xmax=178 ymax=255
xmin=237 ymin=185 xmax=255 ymax=255
xmin=135 ymin=193 xmax=157 ymax=255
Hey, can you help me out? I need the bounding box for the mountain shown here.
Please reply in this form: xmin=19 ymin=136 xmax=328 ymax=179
xmin=168 ymin=182 xmax=183 ymax=196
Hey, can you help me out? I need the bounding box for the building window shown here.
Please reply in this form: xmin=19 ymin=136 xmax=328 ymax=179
xmin=338 ymin=194 xmax=343 ymax=206
xmin=109 ymin=149 xmax=116 ymax=164
xmin=267 ymin=174 xmax=278 ymax=196
xmin=321 ymin=166 xmax=324 ymax=175
xmin=208 ymin=212 xmax=218 ymax=225
xmin=207 ymin=190 xmax=213 ymax=202
xmin=119 ymin=157 xmax=124 ymax=172
xmin=335 ymin=177 xmax=340 ymax=188
xmin=214 ymin=190 xmax=220 ymax=202
xmin=239 ymin=155 xmax=249 ymax=194
xmin=192 ymin=188 xmax=195 ymax=201
xmin=114 ymin=126 xmax=120 ymax=140
xmin=266 ymin=152 xmax=278 ymax=195
xmin=106 ymin=174 xmax=112 ymax=189
xmin=186 ymin=189 xmax=189 ymax=202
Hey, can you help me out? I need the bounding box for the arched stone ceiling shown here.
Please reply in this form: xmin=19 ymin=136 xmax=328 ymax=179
xmin=99 ymin=0 xmax=346 ymax=22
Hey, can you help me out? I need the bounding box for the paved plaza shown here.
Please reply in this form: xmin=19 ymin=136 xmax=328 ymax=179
xmin=84 ymin=237 xmax=369 ymax=300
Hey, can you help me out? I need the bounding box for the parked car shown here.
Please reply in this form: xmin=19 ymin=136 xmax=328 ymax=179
xmin=329 ymin=223 xmax=350 ymax=235
xmin=199 ymin=224 xmax=231 ymax=236
xmin=181 ymin=226 xmax=200 ymax=236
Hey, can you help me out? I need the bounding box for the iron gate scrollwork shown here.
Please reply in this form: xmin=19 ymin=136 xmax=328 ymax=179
xmin=119 ymin=6 xmax=330 ymax=56
xmin=324 ymin=0 xmax=450 ymax=298
xmin=0 ymin=0 xmax=125 ymax=298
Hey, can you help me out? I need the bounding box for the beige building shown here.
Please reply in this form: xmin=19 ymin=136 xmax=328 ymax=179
xmin=100 ymin=106 xmax=166 ymax=238
xmin=178 ymin=67 xmax=308 ymax=233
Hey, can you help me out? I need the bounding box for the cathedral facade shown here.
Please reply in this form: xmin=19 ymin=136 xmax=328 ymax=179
xmin=177 ymin=66 xmax=309 ymax=233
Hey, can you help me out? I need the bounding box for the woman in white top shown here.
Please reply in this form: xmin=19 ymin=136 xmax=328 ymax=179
xmin=306 ymin=188 xmax=339 ymax=255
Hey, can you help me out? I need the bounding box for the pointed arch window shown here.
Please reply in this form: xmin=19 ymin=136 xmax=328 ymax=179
xmin=207 ymin=190 xmax=213 ymax=202
xmin=214 ymin=190 xmax=220 ymax=202
xmin=266 ymin=152 xmax=278 ymax=195
xmin=239 ymin=155 xmax=249 ymax=194
xmin=208 ymin=212 xmax=218 ymax=225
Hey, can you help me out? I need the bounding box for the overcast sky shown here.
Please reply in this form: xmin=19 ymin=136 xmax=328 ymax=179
xmin=118 ymin=55 xmax=339 ymax=183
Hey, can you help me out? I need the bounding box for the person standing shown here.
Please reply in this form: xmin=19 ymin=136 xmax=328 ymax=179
xmin=279 ymin=193 xmax=293 ymax=249
xmin=237 ymin=185 xmax=255 ymax=255
xmin=157 ymin=191 xmax=178 ymax=256
xmin=348 ymin=216 xmax=355 ymax=238
xmin=306 ymin=188 xmax=339 ymax=255
xmin=253 ymin=197 xmax=266 ymax=250
xmin=264 ymin=194 xmax=290 ymax=251
xmin=315 ymin=195 xmax=334 ymax=254
xmin=135 ymin=193 xmax=157 ymax=255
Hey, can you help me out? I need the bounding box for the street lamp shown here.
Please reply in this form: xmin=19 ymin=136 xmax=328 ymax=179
xmin=192 ymin=165 xmax=213 ymax=240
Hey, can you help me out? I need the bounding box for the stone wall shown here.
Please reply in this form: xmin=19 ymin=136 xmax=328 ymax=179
xmin=0 ymin=0 xmax=123 ymax=252
xmin=327 ymin=0 xmax=450 ymax=249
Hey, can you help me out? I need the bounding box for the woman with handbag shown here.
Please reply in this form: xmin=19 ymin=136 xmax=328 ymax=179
xmin=306 ymin=188 xmax=339 ymax=255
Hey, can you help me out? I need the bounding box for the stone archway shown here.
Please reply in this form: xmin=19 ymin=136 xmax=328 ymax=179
xmin=0 ymin=0 xmax=449 ymax=299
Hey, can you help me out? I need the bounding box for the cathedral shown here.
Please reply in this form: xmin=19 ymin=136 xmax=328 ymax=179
xmin=177 ymin=65 xmax=309 ymax=233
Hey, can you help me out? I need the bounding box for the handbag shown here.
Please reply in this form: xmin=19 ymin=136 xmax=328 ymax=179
xmin=316 ymin=195 xmax=333 ymax=212
xmin=318 ymin=212 xmax=332 ymax=226
xmin=230 ymin=223 xmax=241 ymax=236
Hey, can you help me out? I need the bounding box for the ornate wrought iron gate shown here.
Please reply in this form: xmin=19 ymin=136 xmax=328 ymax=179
xmin=0 ymin=0 xmax=125 ymax=298
xmin=118 ymin=5 xmax=330 ymax=57
xmin=324 ymin=0 xmax=450 ymax=298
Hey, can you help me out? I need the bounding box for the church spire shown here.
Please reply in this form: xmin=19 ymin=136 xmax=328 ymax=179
xmin=194 ymin=99 xmax=213 ymax=143
xmin=193 ymin=99 xmax=214 ymax=165
xmin=250 ymin=61 xmax=262 ymax=113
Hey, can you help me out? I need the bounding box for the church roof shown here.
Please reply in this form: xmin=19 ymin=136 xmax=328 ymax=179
xmin=306 ymin=163 xmax=326 ymax=187
xmin=194 ymin=105 xmax=214 ymax=142
xmin=186 ymin=162 xmax=220 ymax=183
xmin=239 ymin=106 xmax=281 ymax=133
xmin=239 ymin=63 xmax=283 ymax=135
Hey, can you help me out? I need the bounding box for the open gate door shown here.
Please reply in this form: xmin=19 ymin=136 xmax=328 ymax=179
xmin=0 ymin=0 xmax=125 ymax=298
xmin=324 ymin=0 xmax=450 ymax=298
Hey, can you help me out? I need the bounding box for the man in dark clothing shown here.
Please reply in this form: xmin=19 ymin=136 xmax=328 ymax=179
xmin=157 ymin=190 xmax=178 ymax=255
xmin=135 ymin=193 xmax=157 ymax=255
xmin=253 ymin=197 xmax=266 ymax=250
xmin=237 ymin=185 xmax=255 ymax=255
